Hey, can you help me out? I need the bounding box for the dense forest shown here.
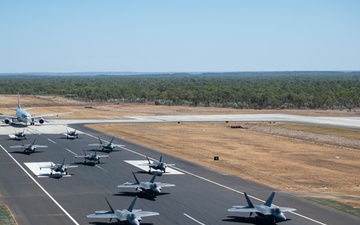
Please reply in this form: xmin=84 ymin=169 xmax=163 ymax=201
xmin=0 ymin=71 xmax=359 ymax=109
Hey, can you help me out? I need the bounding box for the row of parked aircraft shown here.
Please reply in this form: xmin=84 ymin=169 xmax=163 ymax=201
xmin=2 ymin=94 xmax=297 ymax=224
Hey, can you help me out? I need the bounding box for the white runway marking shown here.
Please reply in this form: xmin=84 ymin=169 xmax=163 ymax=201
xmin=124 ymin=160 xmax=184 ymax=175
xmin=47 ymin=138 xmax=57 ymax=144
xmin=65 ymin=148 xmax=77 ymax=155
xmin=0 ymin=145 xmax=79 ymax=225
xmin=95 ymin=165 xmax=108 ymax=172
xmin=24 ymin=162 xmax=71 ymax=178
xmin=183 ymin=213 xmax=206 ymax=225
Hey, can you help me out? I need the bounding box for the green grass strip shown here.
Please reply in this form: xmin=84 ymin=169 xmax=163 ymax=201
xmin=308 ymin=198 xmax=360 ymax=217
xmin=0 ymin=205 xmax=17 ymax=225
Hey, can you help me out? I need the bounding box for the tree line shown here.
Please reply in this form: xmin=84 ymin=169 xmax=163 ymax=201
xmin=0 ymin=71 xmax=359 ymax=109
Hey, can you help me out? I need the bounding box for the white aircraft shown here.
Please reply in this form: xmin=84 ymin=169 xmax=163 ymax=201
xmin=75 ymin=150 xmax=109 ymax=164
xmin=87 ymin=196 xmax=159 ymax=225
xmin=10 ymin=139 xmax=48 ymax=153
xmin=228 ymin=192 xmax=297 ymax=224
xmin=118 ymin=172 xmax=175 ymax=197
xmin=40 ymin=159 xmax=78 ymax=175
xmin=88 ymin=136 xmax=124 ymax=152
xmin=0 ymin=94 xmax=64 ymax=126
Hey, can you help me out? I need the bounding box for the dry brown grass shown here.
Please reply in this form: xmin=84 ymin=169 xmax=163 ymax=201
xmin=1 ymin=94 xmax=360 ymax=208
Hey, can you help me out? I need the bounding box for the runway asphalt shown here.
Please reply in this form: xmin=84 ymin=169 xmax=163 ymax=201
xmin=0 ymin=116 xmax=359 ymax=225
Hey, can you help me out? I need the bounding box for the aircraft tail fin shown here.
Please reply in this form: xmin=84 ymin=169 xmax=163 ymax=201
xmin=127 ymin=196 xmax=138 ymax=212
xmin=244 ymin=193 xmax=254 ymax=208
xmin=105 ymin=197 xmax=115 ymax=213
xmin=264 ymin=192 xmax=276 ymax=207
xmin=62 ymin=158 xmax=65 ymax=165
xmin=149 ymin=174 xmax=157 ymax=183
xmin=147 ymin=156 xmax=151 ymax=164
xmin=159 ymin=156 xmax=162 ymax=162
xmin=98 ymin=136 xmax=102 ymax=144
xmin=110 ymin=137 xmax=115 ymax=144
xmin=132 ymin=172 xmax=140 ymax=184
xmin=31 ymin=138 xmax=37 ymax=145
xmin=18 ymin=93 xmax=21 ymax=109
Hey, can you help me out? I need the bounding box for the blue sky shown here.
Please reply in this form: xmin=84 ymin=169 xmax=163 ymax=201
xmin=0 ymin=1 xmax=359 ymax=73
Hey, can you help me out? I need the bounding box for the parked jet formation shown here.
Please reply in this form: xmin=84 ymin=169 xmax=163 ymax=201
xmin=227 ymin=192 xmax=296 ymax=224
xmin=10 ymin=139 xmax=48 ymax=153
xmin=144 ymin=156 xmax=175 ymax=173
xmin=88 ymin=136 xmax=124 ymax=152
xmin=118 ymin=172 xmax=175 ymax=197
xmin=87 ymin=196 xmax=159 ymax=225
xmin=40 ymin=159 xmax=78 ymax=175
xmin=75 ymin=150 xmax=109 ymax=164
xmin=9 ymin=129 xmax=26 ymax=139
xmin=0 ymin=94 xmax=65 ymax=126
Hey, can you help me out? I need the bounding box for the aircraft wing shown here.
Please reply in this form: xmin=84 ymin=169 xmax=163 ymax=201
xmin=10 ymin=145 xmax=25 ymax=148
xmin=87 ymin=212 xmax=117 ymax=219
xmin=75 ymin=155 xmax=86 ymax=158
xmin=227 ymin=206 xmax=259 ymax=213
xmin=8 ymin=134 xmax=16 ymax=139
xmin=0 ymin=115 xmax=16 ymax=119
xmin=88 ymin=143 xmax=102 ymax=147
xmin=64 ymin=165 xmax=78 ymax=169
xmin=133 ymin=210 xmax=160 ymax=218
xmin=117 ymin=183 xmax=142 ymax=188
xmin=157 ymin=182 xmax=176 ymax=188
xmin=32 ymin=112 xmax=71 ymax=118
xmin=97 ymin=155 xmax=109 ymax=158
xmin=113 ymin=144 xmax=125 ymax=147
xmin=32 ymin=145 xmax=48 ymax=148
xmin=278 ymin=207 xmax=297 ymax=212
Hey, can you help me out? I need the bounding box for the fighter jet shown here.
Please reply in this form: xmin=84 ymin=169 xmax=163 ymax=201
xmin=40 ymin=158 xmax=78 ymax=175
xmin=118 ymin=172 xmax=175 ymax=197
xmin=75 ymin=150 xmax=109 ymax=164
xmin=87 ymin=196 xmax=159 ymax=225
xmin=145 ymin=156 xmax=175 ymax=173
xmin=10 ymin=139 xmax=48 ymax=153
xmin=227 ymin=192 xmax=296 ymax=224
xmin=9 ymin=129 xmax=27 ymax=139
xmin=62 ymin=128 xmax=79 ymax=139
xmin=0 ymin=93 xmax=65 ymax=126
xmin=88 ymin=136 xmax=124 ymax=152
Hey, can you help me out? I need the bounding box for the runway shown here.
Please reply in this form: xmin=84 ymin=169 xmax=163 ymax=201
xmin=0 ymin=116 xmax=359 ymax=224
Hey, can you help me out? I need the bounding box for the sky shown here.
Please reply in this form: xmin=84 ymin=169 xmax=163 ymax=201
xmin=0 ymin=1 xmax=359 ymax=73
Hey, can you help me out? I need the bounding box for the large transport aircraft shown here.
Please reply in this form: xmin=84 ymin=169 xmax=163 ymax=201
xmin=0 ymin=94 xmax=65 ymax=126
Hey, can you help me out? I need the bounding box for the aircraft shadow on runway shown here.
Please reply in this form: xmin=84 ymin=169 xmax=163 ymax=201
xmin=223 ymin=216 xmax=290 ymax=224
xmin=73 ymin=161 xmax=103 ymax=167
xmin=86 ymin=148 xmax=122 ymax=153
xmin=113 ymin=192 xmax=170 ymax=201
xmin=11 ymin=150 xmax=44 ymax=155
xmin=135 ymin=170 xmax=163 ymax=176
xmin=38 ymin=173 xmax=74 ymax=179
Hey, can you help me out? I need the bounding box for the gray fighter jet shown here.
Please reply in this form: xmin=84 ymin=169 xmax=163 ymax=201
xmin=87 ymin=196 xmax=159 ymax=225
xmin=40 ymin=158 xmax=78 ymax=175
xmin=63 ymin=128 xmax=78 ymax=139
xmin=118 ymin=172 xmax=175 ymax=197
xmin=145 ymin=156 xmax=175 ymax=173
xmin=9 ymin=129 xmax=26 ymax=139
xmin=88 ymin=136 xmax=124 ymax=152
xmin=228 ymin=192 xmax=296 ymax=224
xmin=10 ymin=139 xmax=48 ymax=153
xmin=75 ymin=150 xmax=109 ymax=164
